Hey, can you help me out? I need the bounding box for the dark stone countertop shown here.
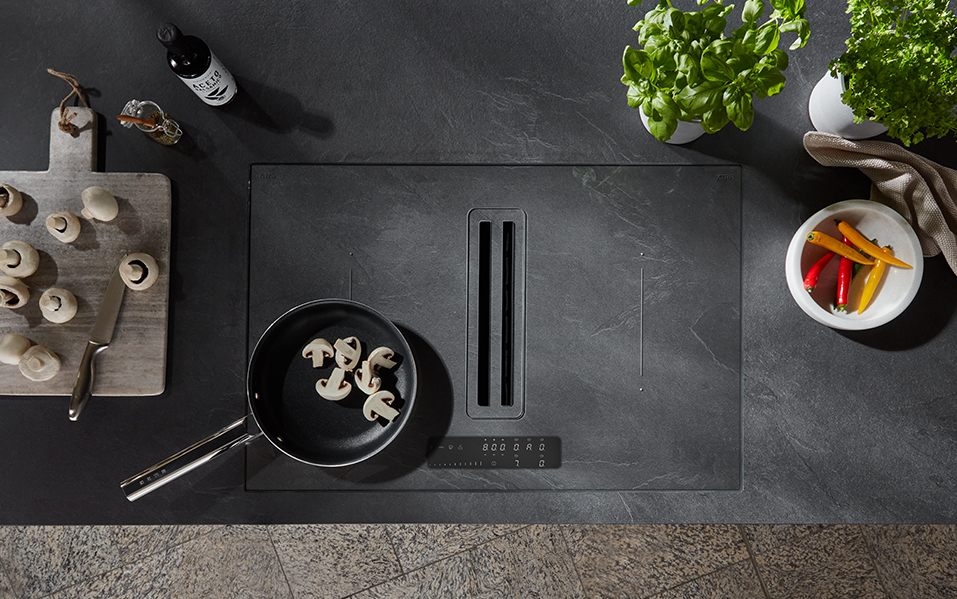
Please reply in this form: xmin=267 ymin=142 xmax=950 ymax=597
xmin=2 ymin=1 xmax=956 ymax=524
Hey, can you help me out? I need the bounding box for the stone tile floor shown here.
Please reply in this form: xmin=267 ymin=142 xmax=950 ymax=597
xmin=0 ymin=524 xmax=954 ymax=598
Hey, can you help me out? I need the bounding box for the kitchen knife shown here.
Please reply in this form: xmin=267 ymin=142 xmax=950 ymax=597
xmin=69 ymin=257 xmax=127 ymax=421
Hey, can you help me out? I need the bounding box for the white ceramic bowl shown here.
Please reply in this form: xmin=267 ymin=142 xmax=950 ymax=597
xmin=785 ymin=200 xmax=923 ymax=330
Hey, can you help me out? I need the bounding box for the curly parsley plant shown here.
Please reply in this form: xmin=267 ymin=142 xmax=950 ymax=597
xmin=829 ymin=0 xmax=957 ymax=146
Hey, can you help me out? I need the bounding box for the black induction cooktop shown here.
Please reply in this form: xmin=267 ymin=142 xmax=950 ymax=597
xmin=246 ymin=164 xmax=741 ymax=491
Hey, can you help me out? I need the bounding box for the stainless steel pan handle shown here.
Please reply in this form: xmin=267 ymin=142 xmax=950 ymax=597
xmin=120 ymin=416 xmax=262 ymax=501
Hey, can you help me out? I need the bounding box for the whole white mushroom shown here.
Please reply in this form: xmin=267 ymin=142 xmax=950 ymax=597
xmin=80 ymin=186 xmax=119 ymax=222
xmin=119 ymin=253 xmax=159 ymax=290
xmin=0 ymin=275 xmax=29 ymax=309
xmin=39 ymin=288 xmax=78 ymax=323
xmin=45 ymin=211 xmax=82 ymax=243
xmin=0 ymin=333 xmax=31 ymax=365
xmin=19 ymin=345 xmax=61 ymax=382
xmin=0 ymin=241 xmax=40 ymax=278
xmin=0 ymin=184 xmax=22 ymax=217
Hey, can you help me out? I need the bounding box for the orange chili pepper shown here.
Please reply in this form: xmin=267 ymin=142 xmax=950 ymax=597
xmin=836 ymin=221 xmax=912 ymax=269
xmin=806 ymin=232 xmax=875 ymax=265
xmin=859 ymin=246 xmax=892 ymax=313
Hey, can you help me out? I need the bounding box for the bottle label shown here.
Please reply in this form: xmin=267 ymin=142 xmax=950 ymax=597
xmin=184 ymin=52 xmax=237 ymax=105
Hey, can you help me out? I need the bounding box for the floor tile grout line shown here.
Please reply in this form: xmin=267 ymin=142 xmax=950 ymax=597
xmin=643 ymin=557 xmax=758 ymax=599
xmin=265 ymin=526 xmax=298 ymax=599
xmin=857 ymin=524 xmax=894 ymax=599
xmin=383 ymin=524 xmax=535 ymax=575
xmin=0 ymin=551 xmax=23 ymax=599
xmin=738 ymin=524 xmax=774 ymax=599
xmin=341 ymin=523 xmax=537 ymax=598
xmin=381 ymin=524 xmax=409 ymax=576
xmin=559 ymin=524 xmax=764 ymax=599
xmin=17 ymin=525 xmax=228 ymax=599
xmin=556 ymin=525 xmax=591 ymax=596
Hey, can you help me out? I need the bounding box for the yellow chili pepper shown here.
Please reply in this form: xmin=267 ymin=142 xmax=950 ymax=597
xmin=859 ymin=246 xmax=892 ymax=313
xmin=806 ymin=231 xmax=875 ymax=265
xmin=836 ymin=221 xmax=912 ymax=269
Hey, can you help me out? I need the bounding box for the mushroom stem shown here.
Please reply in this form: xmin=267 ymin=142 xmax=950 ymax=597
xmin=40 ymin=294 xmax=62 ymax=310
xmin=38 ymin=288 xmax=77 ymax=323
xmin=0 ymin=275 xmax=30 ymax=308
xmin=0 ymin=249 xmax=17 ymax=267
xmin=119 ymin=253 xmax=159 ymax=290
xmin=0 ymin=185 xmax=22 ymax=217
xmin=121 ymin=262 xmax=145 ymax=283
xmin=45 ymin=212 xmax=81 ymax=243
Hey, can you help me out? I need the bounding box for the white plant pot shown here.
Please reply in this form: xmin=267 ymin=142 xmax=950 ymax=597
xmin=808 ymin=71 xmax=888 ymax=139
xmin=639 ymin=110 xmax=705 ymax=144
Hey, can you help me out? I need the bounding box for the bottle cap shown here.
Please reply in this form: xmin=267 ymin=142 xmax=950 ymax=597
xmin=157 ymin=23 xmax=189 ymax=54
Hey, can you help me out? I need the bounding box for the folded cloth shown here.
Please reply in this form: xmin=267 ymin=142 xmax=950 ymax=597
xmin=803 ymin=131 xmax=957 ymax=276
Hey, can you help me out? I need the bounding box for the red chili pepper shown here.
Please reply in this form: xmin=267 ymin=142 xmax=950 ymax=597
xmin=803 ymin=251 xmax=835 ymax=293
xmin=836 ymin=236 xmax=853 ymax=311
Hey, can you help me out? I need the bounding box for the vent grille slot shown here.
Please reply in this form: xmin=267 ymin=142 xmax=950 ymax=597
xmin=467 ymin=209 xmax=526 ymax=419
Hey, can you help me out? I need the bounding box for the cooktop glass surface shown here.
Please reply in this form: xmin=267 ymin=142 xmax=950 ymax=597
xmin=247 ymin=164 xmax=741 ymax=491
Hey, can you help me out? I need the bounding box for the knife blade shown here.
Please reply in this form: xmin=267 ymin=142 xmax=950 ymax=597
xmin=69 ymin=257 xmax=128 ymax=421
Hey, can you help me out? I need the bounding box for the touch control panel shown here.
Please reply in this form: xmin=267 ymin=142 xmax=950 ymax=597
xmin=427 ymin=436 xmax=561 ymax=469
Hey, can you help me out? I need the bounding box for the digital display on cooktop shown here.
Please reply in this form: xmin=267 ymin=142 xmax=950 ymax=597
xmin=427 ymin=437 xmax=561 ymax=469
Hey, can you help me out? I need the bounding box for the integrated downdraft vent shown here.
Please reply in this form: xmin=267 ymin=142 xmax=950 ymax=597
xmin=467 ymin=209 xmax=526 ymax=419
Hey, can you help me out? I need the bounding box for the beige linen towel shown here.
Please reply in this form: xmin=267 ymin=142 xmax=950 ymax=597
xmin=803 ymin=131 xmax=957 ymax=276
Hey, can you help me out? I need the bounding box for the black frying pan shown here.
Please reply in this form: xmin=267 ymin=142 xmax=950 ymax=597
xmin=121 ymin=299 xmax=417 ymax=501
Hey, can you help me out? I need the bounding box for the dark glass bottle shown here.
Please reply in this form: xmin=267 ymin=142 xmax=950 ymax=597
xmin=157 ymin=23 xmax=237 ymax=106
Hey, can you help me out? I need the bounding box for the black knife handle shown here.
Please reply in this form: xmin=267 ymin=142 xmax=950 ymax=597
xmin=69 ymin=340 xmax=109 ymax=421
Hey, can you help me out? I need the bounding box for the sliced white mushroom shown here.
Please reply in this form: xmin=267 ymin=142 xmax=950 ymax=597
xmin=354 ymin=360 xmax=382 ymax=395
xmin=0 ymin=184 xmax=23 ymax=217
xmin=0 ymin=333 xmax=31 ymax=365
xmin=0 ymin=241 xmax=40 ymax=278
xmin=45 ymin=211 xmax=81 ymax=243
xmin=302 ymin=338 xmax=334 ymax=368
xmin=0 ymin=276 xmax=29 ymax=309
xmin=316 ymin=367 xmax=352 ymax=401
xmin=119 ymin=253 xmax=159 ymax=291
xmin=368 ymin=346 xmax=398 ymax=371
xmin=18 ymin=345 xmax=61 ymax=382
xmin=334 ymin=336 xmax=362 ymax=371
xmin=80 ymin=186 xmax=119 ymax=222
xmin=39 ymin=288 xmax=78 ymax=323
xmin=362 ymin=390 xmax=399 ymax=422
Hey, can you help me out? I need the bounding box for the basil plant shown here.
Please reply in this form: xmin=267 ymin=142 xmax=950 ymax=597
xmin=622 ymin=0 xmax=810 ymax=142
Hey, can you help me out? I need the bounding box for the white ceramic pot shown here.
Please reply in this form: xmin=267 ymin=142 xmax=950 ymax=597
xmin=808 ymin=71 xmax=888 ymax=139
xmin=639 ymin=110 xmax=705 ymax=144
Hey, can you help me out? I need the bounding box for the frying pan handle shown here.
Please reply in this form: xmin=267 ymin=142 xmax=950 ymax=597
xmin=120 ymin=416 xmax=261 ymax=501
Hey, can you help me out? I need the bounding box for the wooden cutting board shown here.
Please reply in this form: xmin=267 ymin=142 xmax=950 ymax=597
xmin=0 ymin=107 xmax=170 ymax=396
